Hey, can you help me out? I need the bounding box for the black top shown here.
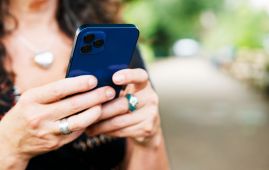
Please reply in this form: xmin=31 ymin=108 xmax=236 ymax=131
xmin=24 ymin=48 xmax=146 ymax=170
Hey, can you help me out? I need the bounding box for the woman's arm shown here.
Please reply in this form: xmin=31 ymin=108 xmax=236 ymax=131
xmin=87 ymin=69 xmax=170 ymax=169
xmin=0 ymin=76 xmax=114 ymax=170
xmin=125 ymin=129 xmax=169 ymax=170
xmin=0 ymin=136 xmax=28 ymax=170
xmin=87 ymin=50 xmax=170 ymax=169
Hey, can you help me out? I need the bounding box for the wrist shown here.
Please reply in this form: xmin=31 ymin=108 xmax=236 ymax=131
xmin=0 ymin=127 xmax=29 ymax=169
xmin=0 ymin=142 xmax=29 ymax=170
xmin=0 ymin=153 xmax=29 ymax=170
xmin=132 ymin=128 xmax=163 ymax=149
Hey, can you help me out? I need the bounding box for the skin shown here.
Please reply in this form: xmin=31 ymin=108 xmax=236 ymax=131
xmin=0 ymin=0 xmax=170 ymax=169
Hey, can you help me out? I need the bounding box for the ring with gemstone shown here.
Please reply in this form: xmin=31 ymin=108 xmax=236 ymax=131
xmin=125 ymin=93 xmax=138 ymax=112
xmin=59 ymin=118 xmax=72 ymax=135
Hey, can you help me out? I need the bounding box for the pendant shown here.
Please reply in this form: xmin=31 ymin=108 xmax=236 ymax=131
xmin=34 ymin=51 xmax=54 ymax=69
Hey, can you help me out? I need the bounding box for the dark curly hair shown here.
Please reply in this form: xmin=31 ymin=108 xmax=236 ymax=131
xmin=0 ymin=0 xmax=122 ymax=114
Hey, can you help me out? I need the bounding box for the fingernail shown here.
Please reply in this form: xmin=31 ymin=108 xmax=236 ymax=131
xmin=88 ymin=76 xmax=97 ymax=87
xmin=106 ymin=88 xmax=115 ymax=99
xmin=114 ymin=74 xmax=125 ymax=83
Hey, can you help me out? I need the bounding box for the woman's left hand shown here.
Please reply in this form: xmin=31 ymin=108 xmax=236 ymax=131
xmin=86 ymin=68 xmax=161 ymax=146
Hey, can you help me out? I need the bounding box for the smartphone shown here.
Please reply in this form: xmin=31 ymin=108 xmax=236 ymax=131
xmin=66 ymin=24 xmax=139 ymax=97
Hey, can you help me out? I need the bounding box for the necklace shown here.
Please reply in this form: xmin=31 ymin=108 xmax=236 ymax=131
xmin=17 ymin=35 xmax=54 ymax=69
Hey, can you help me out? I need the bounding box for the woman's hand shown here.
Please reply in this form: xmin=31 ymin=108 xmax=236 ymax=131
xmin=87 ymin=69 xmax=161 ymax=147
xmin=0 ymin=75 xmax=116 ymax=168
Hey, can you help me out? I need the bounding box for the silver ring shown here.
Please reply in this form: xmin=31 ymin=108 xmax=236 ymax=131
xmin=59 ymin=118 xmax=72 ymax=135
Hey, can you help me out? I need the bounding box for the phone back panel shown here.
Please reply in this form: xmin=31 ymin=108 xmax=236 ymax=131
xmin=66 ymin=24 xmax=139 ymax=96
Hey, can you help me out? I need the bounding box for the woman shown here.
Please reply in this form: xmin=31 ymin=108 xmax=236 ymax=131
xmin=0 ymin=0 xmax=169 ymax=169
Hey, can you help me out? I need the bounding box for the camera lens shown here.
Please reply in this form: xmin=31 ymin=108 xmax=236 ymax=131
xmin=80 ymin=45 xmax=92 ymax=53
xmin=93 ymin=39 xmax=104 ymax=48
xmin=84 ymin=34 xmax=95 ymax=43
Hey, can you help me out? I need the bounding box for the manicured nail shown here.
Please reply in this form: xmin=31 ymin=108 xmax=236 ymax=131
xmin=88 ymin=76 xmax=97 ymax=87
xmin=106 ymin=88 xmax=115 ymax=99
xmin=114 ymin=74 xmax=125 ymax=83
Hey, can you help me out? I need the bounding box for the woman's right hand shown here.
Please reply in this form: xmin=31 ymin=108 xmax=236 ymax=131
xmin=0 ymin=75 xmax=115 ymax=169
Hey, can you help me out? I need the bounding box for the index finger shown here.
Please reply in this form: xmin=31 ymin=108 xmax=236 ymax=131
xmin=29 ymin=75 xmax=97 ymax=103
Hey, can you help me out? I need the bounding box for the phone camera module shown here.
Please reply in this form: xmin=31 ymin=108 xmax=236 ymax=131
xmin=80 ymin=45 xmax=92 ymax=53
xmin=84 ymin=34 xmax=95 ymax=43
xmin=93 ymin=39 xmax=104 ymax=48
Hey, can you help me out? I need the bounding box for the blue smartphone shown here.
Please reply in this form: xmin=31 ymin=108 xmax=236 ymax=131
xmin=66 ymin=24 xmax=139 ymax=97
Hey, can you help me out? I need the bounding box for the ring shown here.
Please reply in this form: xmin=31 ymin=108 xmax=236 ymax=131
xmin=125 ymin=93 xmax=138 ymax=112
xmin=59 ymin=118 xmax=72 ymax=135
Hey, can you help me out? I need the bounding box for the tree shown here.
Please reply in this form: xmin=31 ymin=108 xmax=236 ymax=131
xmin=123 ymin=0 xmax=224 ymax=57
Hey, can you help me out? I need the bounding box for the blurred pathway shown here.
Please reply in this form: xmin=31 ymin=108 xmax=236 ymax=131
xmin=149 ymin=58 xmax=269 ymax=170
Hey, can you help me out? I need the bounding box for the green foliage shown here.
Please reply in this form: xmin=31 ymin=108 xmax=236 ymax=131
xmin=123 ymin=0 xmax=269 ymax=57
xmin=203 ymin=2 xmax=269 ymax=50
xmin=123 ymin=0 xmax=224 ymax=57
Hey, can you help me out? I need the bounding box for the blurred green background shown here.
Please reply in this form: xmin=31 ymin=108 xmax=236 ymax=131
xmin=121 ymin=0 xmax=269 ymax=170
xmin=123 ymin=0 xmax=269 ymax=91
xmin=123 ymin=0 xmax=269 ymax=55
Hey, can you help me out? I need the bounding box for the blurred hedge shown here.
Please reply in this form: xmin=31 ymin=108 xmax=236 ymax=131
xmin=123 ymin=0 xmax=224 ymax=57
xmin=123 ymin=0 xmax=269 ymax=58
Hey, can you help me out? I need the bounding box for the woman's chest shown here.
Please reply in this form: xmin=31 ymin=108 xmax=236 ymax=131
xmin=3 ymin=35 xmax=72 ymax=92
xmin=13 ymin=54 xmax=70 ymax=92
